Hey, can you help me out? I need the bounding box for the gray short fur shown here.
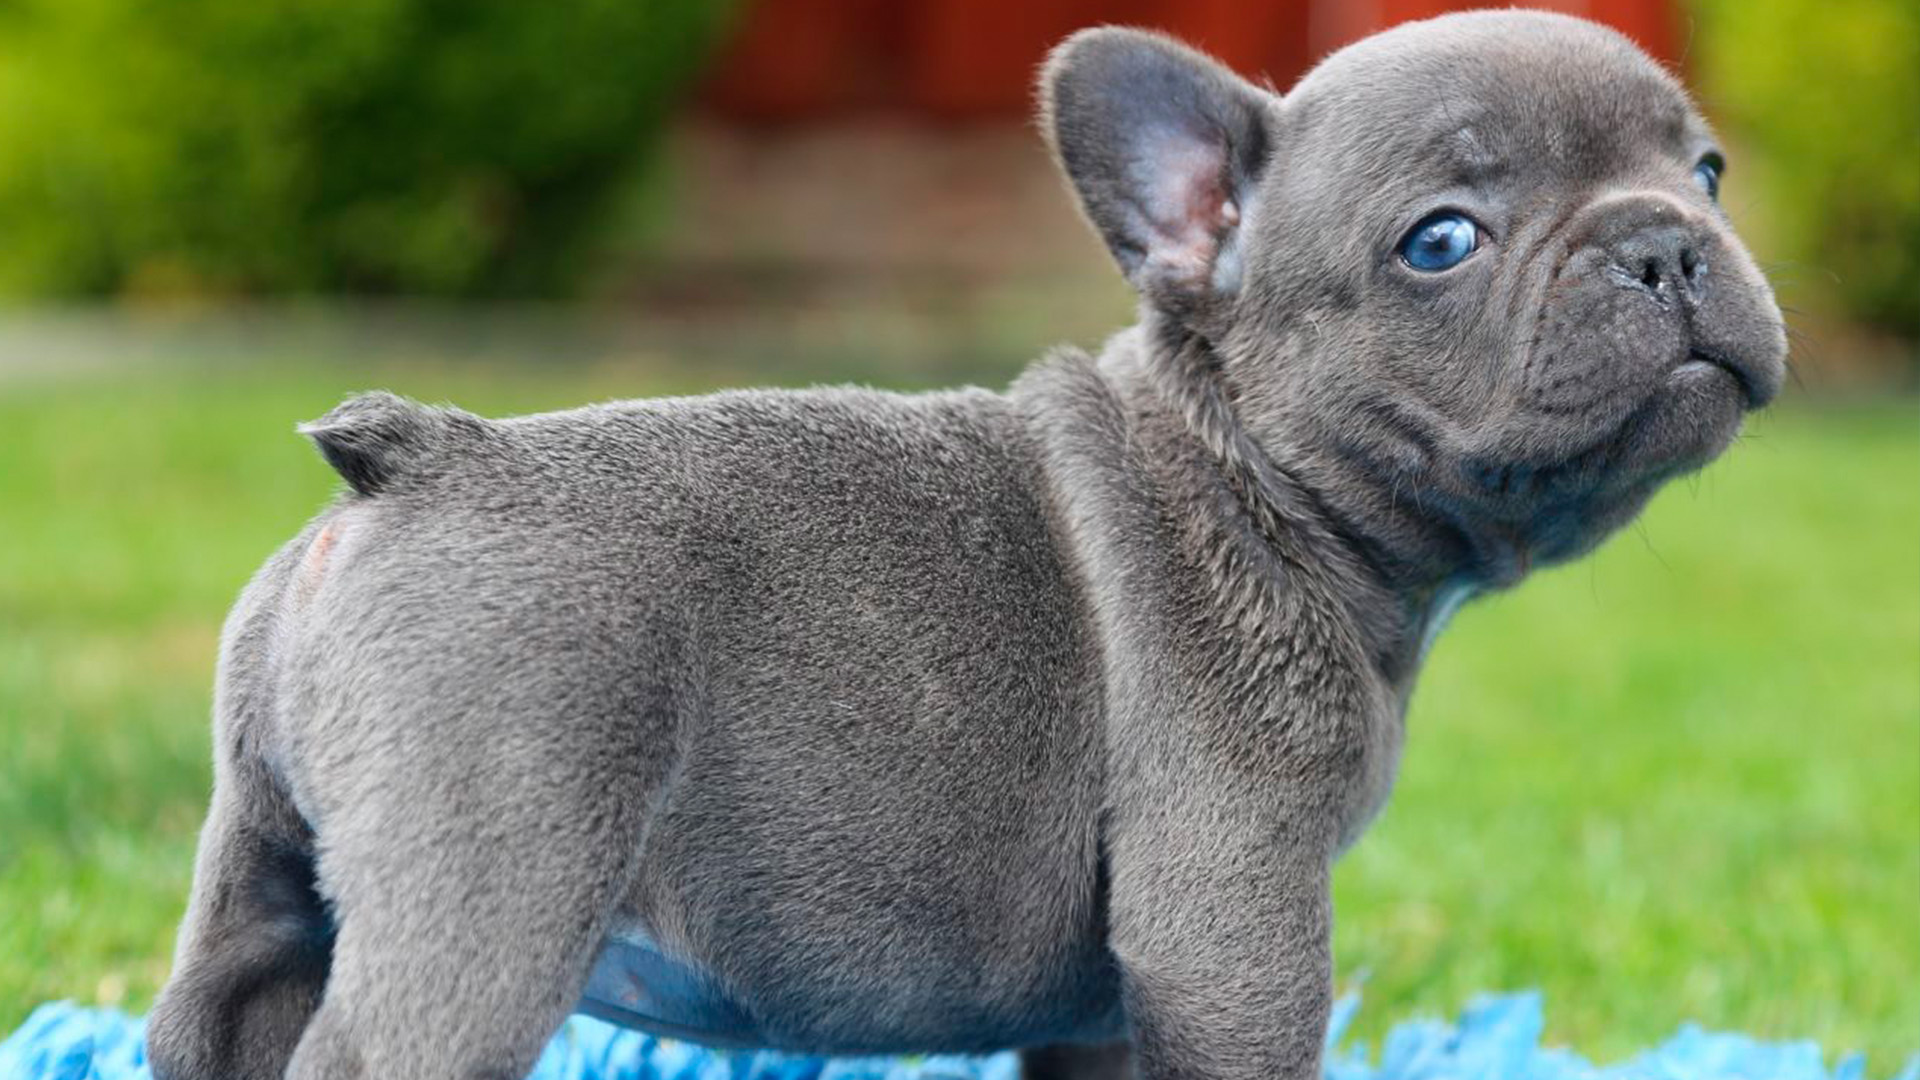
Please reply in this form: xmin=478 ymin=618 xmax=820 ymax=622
xmin=146 ymin=12 xmax=1785 ymax=1080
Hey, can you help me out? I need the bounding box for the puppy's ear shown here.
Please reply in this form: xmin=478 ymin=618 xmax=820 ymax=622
xmin=1041 ymin=28 xmax=1275 ymax=314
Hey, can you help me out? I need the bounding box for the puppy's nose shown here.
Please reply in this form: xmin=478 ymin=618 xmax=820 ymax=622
xmin=1610 ymin=225 xmax=1706 ymax=304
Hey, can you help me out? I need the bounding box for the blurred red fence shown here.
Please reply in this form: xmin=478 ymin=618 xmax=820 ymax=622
xmin=699 ymin=0 xmax=1680 ymax=122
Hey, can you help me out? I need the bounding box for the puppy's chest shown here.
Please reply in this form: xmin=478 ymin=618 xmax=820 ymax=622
xmin=1335 ymin=686 xmax=1408 ymax=851
xmin=1185 ymin=603 xmax=1409 ymax=851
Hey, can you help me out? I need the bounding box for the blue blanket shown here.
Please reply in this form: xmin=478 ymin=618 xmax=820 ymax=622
xmin=2 ymin=991 xmax=1911 ymax=1080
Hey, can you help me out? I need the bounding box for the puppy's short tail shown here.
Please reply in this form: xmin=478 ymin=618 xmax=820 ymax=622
xmin=298 ymin=391 xmax=483 ymax=496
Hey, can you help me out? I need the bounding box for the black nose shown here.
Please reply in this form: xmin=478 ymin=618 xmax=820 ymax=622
xmin=1611 ymin=225 xmax=1706 ymax=304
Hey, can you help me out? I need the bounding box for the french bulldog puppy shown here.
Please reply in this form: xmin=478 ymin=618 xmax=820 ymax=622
xmin=146 ymin=10 xmax=1785 ymax=1080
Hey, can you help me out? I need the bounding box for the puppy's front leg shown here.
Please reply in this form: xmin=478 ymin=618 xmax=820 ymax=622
xmin=1110 ymin=803 xmax=1334 ymax=1080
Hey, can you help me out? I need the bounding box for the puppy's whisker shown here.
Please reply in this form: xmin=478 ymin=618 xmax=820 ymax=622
xmin=1631 ymin=519 xmax=1673 ymax=575
xmin=1759 ymin=262 xmax=1842 ymax=287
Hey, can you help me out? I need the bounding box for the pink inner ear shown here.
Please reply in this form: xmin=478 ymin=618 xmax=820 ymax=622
xmin=1138 ymin=129 xmax=1238 ymax=291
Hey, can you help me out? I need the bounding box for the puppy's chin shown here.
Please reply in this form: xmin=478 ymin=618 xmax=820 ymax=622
xmin=1609 ymin=355 xmax=1750 ymax=478
xmin=1543 ymin=369 xmax=1750 ymax=557
xmin=1437 ymin=361 xmax=1750 ymax=582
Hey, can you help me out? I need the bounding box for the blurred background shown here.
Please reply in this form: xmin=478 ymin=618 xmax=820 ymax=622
xmin=0 ymin=0 xmax=1914 ymax=1071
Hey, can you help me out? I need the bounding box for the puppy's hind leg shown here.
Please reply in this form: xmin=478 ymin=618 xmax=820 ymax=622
xmin=149 ymin=531 xmax=334 ymax=1080
xmin=283 ymin=788 xmax=644 ymax=1080
xmin=146 ymin=763 xmax=333 ymax=1080
xmin=281 ymin=702 xmax=657 ymax=1080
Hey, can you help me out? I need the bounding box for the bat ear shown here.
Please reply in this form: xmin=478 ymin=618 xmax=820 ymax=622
xmin=1040 ymin=27 xmax=1276 ymax=317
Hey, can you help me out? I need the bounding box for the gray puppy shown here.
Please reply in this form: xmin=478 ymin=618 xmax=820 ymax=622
xmin=146 ymin=11 xmax=1785 ymax=1080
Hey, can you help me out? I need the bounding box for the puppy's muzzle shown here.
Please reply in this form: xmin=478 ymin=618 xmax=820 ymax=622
xmin=1576 ymin=196 xmax=1782 ymax=411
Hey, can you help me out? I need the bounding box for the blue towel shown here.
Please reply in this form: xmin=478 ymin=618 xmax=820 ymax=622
xmin=2 ymin=991 xmax=1912 ymax=1080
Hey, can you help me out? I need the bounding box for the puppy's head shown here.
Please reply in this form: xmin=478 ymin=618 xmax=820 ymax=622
xmin=1043 ymin=12 xmax=1786 ymax=584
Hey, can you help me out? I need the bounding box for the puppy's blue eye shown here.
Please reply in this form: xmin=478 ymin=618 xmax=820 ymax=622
xmin=1693 ymin=157 xmax=1722 ymax=201
xmin=1400 ymin=212 xmax=1479 ymax=271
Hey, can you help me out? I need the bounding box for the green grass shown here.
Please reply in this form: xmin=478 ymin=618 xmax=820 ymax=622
xmin=1 ymin=361 xmax=1915 ymax=1070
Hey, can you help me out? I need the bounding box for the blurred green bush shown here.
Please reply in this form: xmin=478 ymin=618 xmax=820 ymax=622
xmin=1690 ymin=0 xmax=1920 ymax=341
xmin=0 ymin=0 xmax=734 ymax=298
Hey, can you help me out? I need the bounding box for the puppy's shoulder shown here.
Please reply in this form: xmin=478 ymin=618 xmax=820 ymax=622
xmin=1010 ymin=343 xmax=1155 ymax=512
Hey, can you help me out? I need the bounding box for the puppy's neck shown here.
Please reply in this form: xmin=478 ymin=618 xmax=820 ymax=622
xmin=1116 ymin=316 xmax=1468 ymax=686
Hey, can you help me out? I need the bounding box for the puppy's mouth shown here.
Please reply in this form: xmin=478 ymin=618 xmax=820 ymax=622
xmin=1497 ymin=344 xmax=1750 ymax=485
xmin=1675 ymin=345 xmax=1763 ymax=410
